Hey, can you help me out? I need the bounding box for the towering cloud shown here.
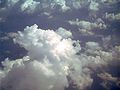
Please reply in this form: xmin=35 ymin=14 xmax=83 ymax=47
xmin=0 ymin=24 xmax=119 ymax=90
xmin=0 ymin=24 xmax=84 ymax=90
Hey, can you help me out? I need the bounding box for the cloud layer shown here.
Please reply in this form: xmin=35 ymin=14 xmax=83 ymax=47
xmin=0 ymin=24 xmax=120 ymax=90
xmin=0 ymin=0 xmax=120 ymax=90
xmin=1 ymin=0 xmax=119 ymax=14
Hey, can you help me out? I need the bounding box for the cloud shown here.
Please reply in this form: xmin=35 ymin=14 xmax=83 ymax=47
xmin=13 ymin=24 xmax=80 ymax=61
xmin=89 ymin=1 xmax=99 ymax=11
xmin=101 ymin=0 xmax=119 ymax=5
xmin=98 ymin=72 xmax=117 ymax=82
xmin=105 ymin=12 xmax=120 ymax=21
xmin=0 ymin=0 xmax=69 ymax=14
xmin=0 ymin=24 xmax=89 ymax=90
xmin=97 ymin=72 xmax=120 ymax=89
xmin=68 ymin=18 xmax=106 ymax=35
xmin=0 ymin=32 xmax=17 ymax=41
xmin=7 ymin=0 xmax=20 ymax=6
xmin=56 ymin=27 xmax=72 ymax=38
xmin=1 ymin=57 xmax=68 ymax=90
xmin=0 ymin=24 xmax=119 ymax=90
xmin=0 ymin=0 xmax=120 ymax=89
xmin=0 ymin=0 xmax=114 ymax=14
xmin=86 ymin=41 xmax=101 ymax=51
xmin=69 ymin=18 xmax=106 ymax=30
xmin=20 ymin=0 xmax=40 ymax=13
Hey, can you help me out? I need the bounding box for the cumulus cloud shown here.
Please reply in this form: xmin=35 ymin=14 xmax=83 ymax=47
xmin=68 ymin=18 xmax=106 ymax=35
xmin=101 ymin=0 xmax=119 ymax=5
xmin=7 ymin=0 xmax=19 ymax=6
xmin=105 ymin=12 xmax=120 ymax=21
xmin=56 ymin=27 xmax=72 ymax=38
xmin=0 ymin=32 xmax=17 ymax=41
xmin=89 ymin=1 xmax=99 ymax=11
xmin=20 ymin=0 xmax=40 ymax=13
xmin=98 ymin=72 xmax=117 ymax=82
xmin=0 ymin=24 xmax=119 ymax=90
xmin=69 ymin=18 xmax=106 ymax=30
xmin=1 ymin=0 xmax=116 ymax=14
xmin=0 ymin=0 xmax=69 ymax=14
xmin=86 ymin=41 xmax=101 ymax=50
xmin=97 ymin=72 xmax=120 ymax=89
xmin=0 ymin=24 xmax=84 ymax=90
xmin=1 ymin=57 xmax=68 ymax=90
xmin=0 ymin=0 xmax=120 ymax=90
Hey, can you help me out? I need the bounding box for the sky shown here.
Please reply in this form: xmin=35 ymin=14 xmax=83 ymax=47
xmin=0 ymin=0 xmax=120 ymax=90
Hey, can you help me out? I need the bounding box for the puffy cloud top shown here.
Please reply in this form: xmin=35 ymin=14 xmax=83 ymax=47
xmin=1 ymin=0 xmax=119 ymax=14
xmin=20 ymin=0 xmax=40 ymax=13
xmin=0 ymin=24 xmax=119 ymax=90
xmin=0 ymin=24 xmax=84 ymax=90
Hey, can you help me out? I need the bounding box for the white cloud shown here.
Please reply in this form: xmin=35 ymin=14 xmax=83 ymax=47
xmin=68 ymin=18 xmax=106 ymax=35
xmin=0 ymin=24 xmax=89 ymax=90
xmin=89 ymin=1 xmax=99 ymax=11
xmin=98 ymin=72 xmax=117 ymax=82
xmin=97 ymin=72 xmax=120 ymax=89
xmin=105 ymin=12 xmax=120 ymax=21
xmin=69 ymin=18 xmax=106 ymax=30
xmin=7 ymin=0 xmax=20 ymax=6
xmin=0 ymin=0 xmax=112 ymax=14
xmin=112 ymin=45 xmax=120 ymax=60
xmin=101 ymin=0 xmax=119 ymax=5
xmin=0 ymin=24 xmax=119 ymax=90
xmin=20 ymin=0 xmax=40 ymax=13
xmin=86 ymin=41 xmax=101 ymax=50
xmin=13 ymin=24 xmax=79 ymax=61
xmin=102 ymin=35 xmax=112 ymax=49
xmin=56 ymin=27 xmax=72 ymax=38
xmin=79 ymin=49 xmax=113 ymax=69
xmin=0 ymin=0 xmax=120 ymax=89
xmin=0 ymin=32 xmax=17 ymax=41
xmin=1 ymin=57 xmax=68 ymax=90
